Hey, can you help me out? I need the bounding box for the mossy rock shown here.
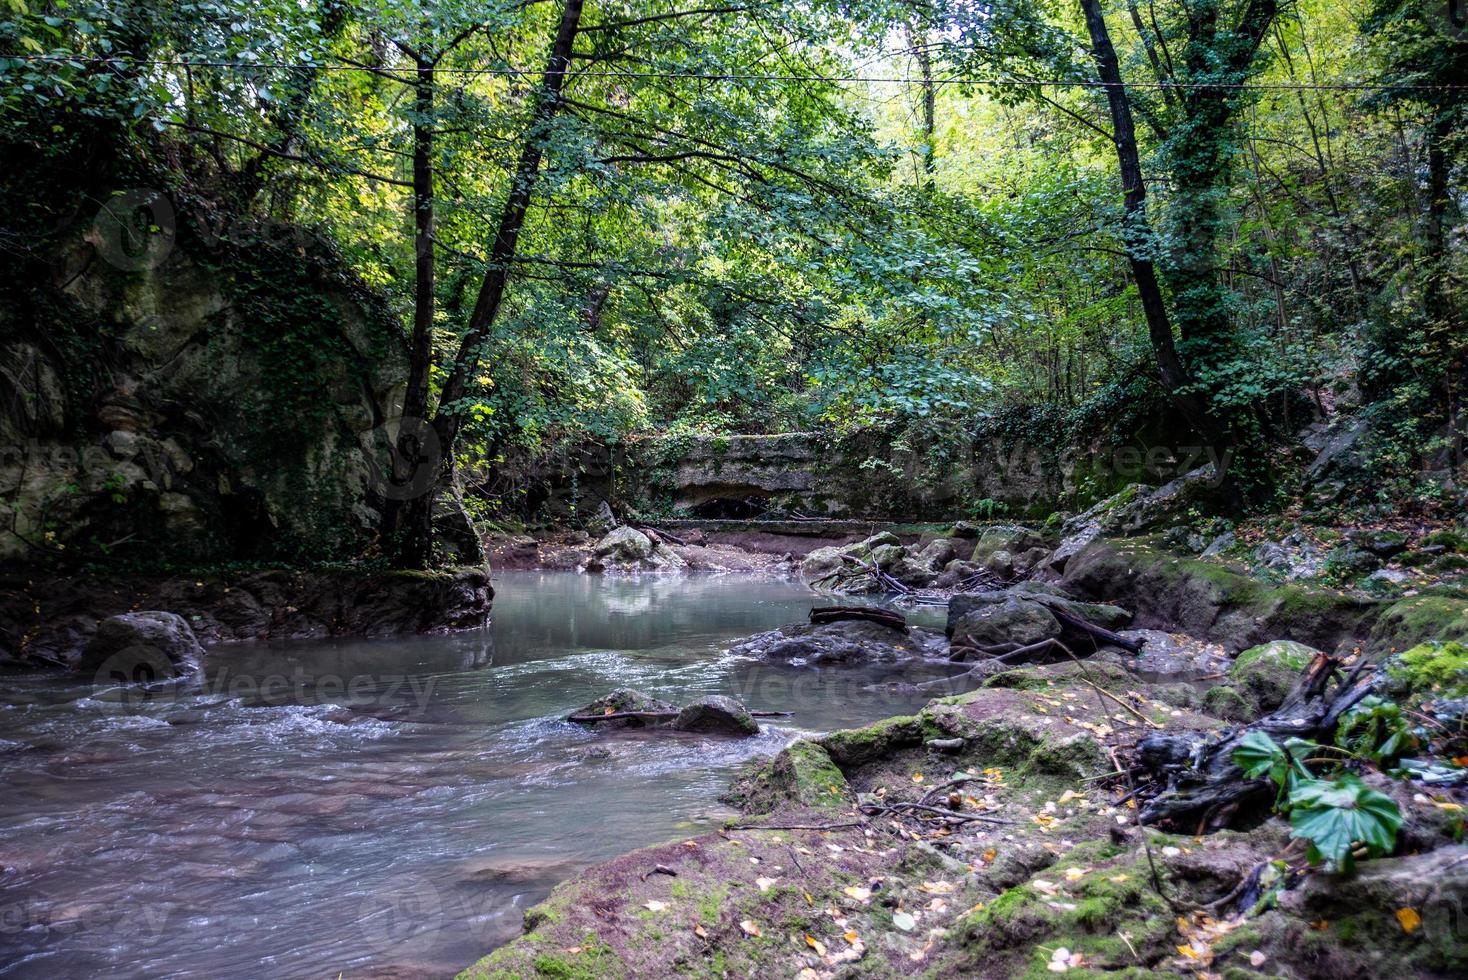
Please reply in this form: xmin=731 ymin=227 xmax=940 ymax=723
xmin=1421 ymin=528 xmax=1468 ymax=553
xmin=1369 ymin=595 xmax=1468 ymax=653
xmin=722 ymin=740 xmax=851 ymax=814
xmin=1203 ymin=683 xmax=1257 ymax=722
xmin=819 ymin=713 xmax=928 ymax=768
xmin=1230 ymin=640 xmax=1320 ymax=713
xmin=1383 ymin=641 xmax=1468 ymax=704
xmin=1063 ymin=539 xmax=1382 ymax=653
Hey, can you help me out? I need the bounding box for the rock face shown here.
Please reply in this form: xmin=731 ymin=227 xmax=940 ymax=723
xmin=1061 ymin=538 xmax=1382 ymax=653
xmin=0 ymin=204 xmax=438 ymax=565
xmin=671 ymin=696 xmax=760 ymax=736
xmin=76 ymin=611 xmax=204 ymax=681
xmin=1 ymin=566 xmax=493 ymax=668
xmin=728 ymin=620 xmax=947 ymax=665
xmin=1048 ymin=465 xmax=1219 ymax=572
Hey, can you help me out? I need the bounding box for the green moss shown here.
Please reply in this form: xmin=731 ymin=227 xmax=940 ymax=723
xmin=1422 ymin=529 xmax=1468 ymax=553
xmin=722 ymin=740 xmax=850 ymax=813
xmin=1203 ymin=684 xmax=1256 ymax=722
xmin=819 ymin=714 xmax=926 ymax=767
xmin=949 ymin=841 xmax=1175 ymax=975
xmin=1370 ymin=595 xmax=1468 ymax=652
xmin=461 ymin=933 xmax=622 ymax=980
xmin=1386 ymin=641 xmax=1468 ymax=701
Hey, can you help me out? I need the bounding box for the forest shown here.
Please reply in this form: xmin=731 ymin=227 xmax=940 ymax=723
xmin=1 ymin=1 xmax=1466 ymax=978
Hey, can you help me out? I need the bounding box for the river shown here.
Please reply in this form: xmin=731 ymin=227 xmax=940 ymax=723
xmin=0 ymin=571 xmax=953 ymax=978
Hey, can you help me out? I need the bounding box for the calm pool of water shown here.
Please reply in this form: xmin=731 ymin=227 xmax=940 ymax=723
xmin=0 ymin=571 xmax=953 ymax=978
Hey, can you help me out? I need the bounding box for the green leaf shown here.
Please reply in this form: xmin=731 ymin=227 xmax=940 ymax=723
xmin=1287 ymin=774 xmax=1403 ymax=873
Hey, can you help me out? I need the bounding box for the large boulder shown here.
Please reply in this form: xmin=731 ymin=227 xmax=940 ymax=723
xmin=1230 ymin=639 xmax=1319 ymax=713
xmin=947 ymin=595 xmax=1061 ymax=650
xmin=948 ymin=586 xmax=1130 ymax=653
xmin=800 ymin=545 xmax=847 ymax=580
xmin=77 ymin=611 xmax=204 ymax=682
xmin=728 ymin=620 xmax=947 ymax=665
xmin=914 ymin=537 xmax=963 ymax=572
xmin=671 ymin=695 xmax=759 ymax=736
xmin=1048 ymin=465 xmax=1218 ymax=572
xmin=594 ymin=526 xmax=655 ymax=562
xmin=970 ymin=524 xmax=1047 ymax=563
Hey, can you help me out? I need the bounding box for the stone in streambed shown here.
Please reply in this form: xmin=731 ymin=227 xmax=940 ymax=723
xmin=671 ymin=695 xmax=759 ymax=736
xmin=1230 ymin=639 xmax=1320 ymax=713
xmin=594 ymin=525 xmax=655 ymax=561
xmin=947 ymin=595 xmax=1060 ymax=650
xmin=76 ymin=610 xmax=204 ymax=682
xmin=570 ymin=688 xmax=679 ymax=729
xmin=728 ymin=620 xmax=947 ymax=664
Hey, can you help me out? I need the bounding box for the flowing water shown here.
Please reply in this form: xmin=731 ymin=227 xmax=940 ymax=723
xmin=0 ymin=571 xmax=957 ymax=978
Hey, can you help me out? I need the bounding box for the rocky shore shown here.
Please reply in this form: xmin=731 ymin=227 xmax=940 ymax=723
xmin=460 ymin=516 xmax=1468 ymax=979
xmin=0 ymin=565 xmax=493 ymax=670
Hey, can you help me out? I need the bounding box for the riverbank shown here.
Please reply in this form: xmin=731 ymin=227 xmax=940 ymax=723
xmin=461 ymin=530 xmax=1468 ymax=979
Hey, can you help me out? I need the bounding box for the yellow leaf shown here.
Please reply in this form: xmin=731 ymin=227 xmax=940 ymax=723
xmin=843 ymin=885 xmax=872 ymax=903
xmin=1176 ymin=944 xmax=1197 ymax=959
xmin=843 ymin=929 xmax=859 ymax=943
xmin=739 ymin=919 xmax=762 ymax=938
xmin=981 ymin=848 xmax=997 ymax=863
xmin=1396 ymin=907 xmax=1421 ymax=934
xmin=805 ymin=934 xmax=827 ymax=955
xmin=913 ymin=772 xmax=924 ymax=783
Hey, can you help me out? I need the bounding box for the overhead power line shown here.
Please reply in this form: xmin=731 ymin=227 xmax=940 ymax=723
xmin=6 ymin=53 xmax=1467 ymax=92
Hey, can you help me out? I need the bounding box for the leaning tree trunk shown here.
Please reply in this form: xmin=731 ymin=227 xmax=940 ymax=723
xmin=1077 ymin=0 xmax=1223 ymax=453
xmin=390 ymin=0 xmax=585 ymax=568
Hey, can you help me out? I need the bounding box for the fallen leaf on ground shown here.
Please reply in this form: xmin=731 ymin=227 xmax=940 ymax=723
xmin=843 ymin=885 xmax=872 ymax=903
xmin=643 ymin=900 xmax=667 ymax=912
xmin=892 ymin=911 xmax=916 ymax=931
xmin=739 ymin=919 xmax=762 ymax=937
xmin=1396 ymin=907 xmax=1421 ymax=934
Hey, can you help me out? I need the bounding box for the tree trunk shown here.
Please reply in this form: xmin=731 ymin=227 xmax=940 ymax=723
xmin=1423 ymin=110 xmax=1464 ymax=463
xmin=392 ymin=0 xmax=586 ymax=568
xmin=907 ymin=22 xmax=937 ymax=183
xmin=380 ymin=57 xmax=438 ymax=558
xmin=1077 ymin=0 xmax=1220 ymax=448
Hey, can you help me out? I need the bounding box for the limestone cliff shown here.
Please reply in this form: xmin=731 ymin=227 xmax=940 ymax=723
xmin=0 ymin=198 xmax=407 ymax=564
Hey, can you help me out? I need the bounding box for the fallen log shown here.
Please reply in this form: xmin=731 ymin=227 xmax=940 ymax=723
xmin=1131 ymin=653 xmax=1377 ymax=831
xmin=641 ymin=526 xmax=688 ymax=547
xmin=809 ymin=605 xmax=908 ymax=632
xmin=569 ymin=709 xmax=792 ymax=723
xmin=1042 ymin=605 xmax=1143 ymax=653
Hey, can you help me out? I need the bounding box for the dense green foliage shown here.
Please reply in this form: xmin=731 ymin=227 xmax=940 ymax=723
xmin=2 ymin=0 xmax=1462 ymax=545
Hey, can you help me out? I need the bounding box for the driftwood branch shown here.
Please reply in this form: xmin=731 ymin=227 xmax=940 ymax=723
xmin=1131 ymin=654 xmax=1378 ymax=830
xmin=809 ymin=605 xmax=908 ymax=632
